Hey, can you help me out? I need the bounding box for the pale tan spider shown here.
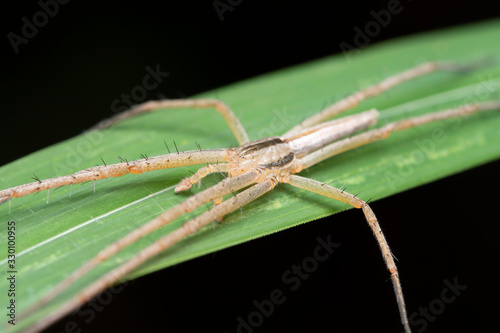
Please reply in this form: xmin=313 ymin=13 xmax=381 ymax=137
xmin=1 ymin=60 xmax=499 ymax=333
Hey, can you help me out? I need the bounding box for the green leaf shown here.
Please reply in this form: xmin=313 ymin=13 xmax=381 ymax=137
xmin=1 ymin=19 xmax=500 ymax=332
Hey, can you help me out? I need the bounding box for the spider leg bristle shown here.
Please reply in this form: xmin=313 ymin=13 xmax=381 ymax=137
xmin=326 ymin=179 xmax=337 ymax=186
xmin=32 ymin=173 xmax=41 ymax=183
xmin=100 ymin=158 xmax=107 ymax=166
xmin=173 ymin=140 xmax=179 ymax=154
xmin=319 ymin=100 xmax=328 ymax=111
xmin=164 ymin=140 xmax=171 ymax=154
xmin=117 ymin=156 xmax=129 ymax=164
xmin=217 ymin=170 xmax=227 ymax=180
xmin=197 ymin=177 xmax=208 ymax=191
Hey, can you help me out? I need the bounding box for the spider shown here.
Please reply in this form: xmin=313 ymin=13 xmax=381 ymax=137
xmin=1 ymin=60 xmax=499 ymax=333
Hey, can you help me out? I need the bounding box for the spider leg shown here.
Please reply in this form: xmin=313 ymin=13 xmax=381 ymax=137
xmin=18 ymin=169 xmax=260 ymax=323
xmin=295 ymin=101 xmax=500 ymax=170
xmin=0 ymin=149 xmax=227 ymax=204
xmin=175 ymin=163 xmax=229 ymax=192
xmin=90 ymin=98 xmax=249 ymax=145
xmin=285 ymin=60 xmax=490 ymax=136
xmin=23 ymin=173 xmax=277 ymax=333
xmin=284 ymin=174 xmax=411 ymax=333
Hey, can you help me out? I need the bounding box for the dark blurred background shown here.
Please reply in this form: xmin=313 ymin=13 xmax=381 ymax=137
xmin=2 ymin=1 xmax=500 ymax=332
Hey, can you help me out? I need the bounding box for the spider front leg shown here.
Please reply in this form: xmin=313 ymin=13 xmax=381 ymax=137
xmin=175 ymin=163 xmax=229 ymax=192
xmin=90 ymin=98 xmax=250 ymax=145
xmin=284 ymin=174 xmax=411 ymax=333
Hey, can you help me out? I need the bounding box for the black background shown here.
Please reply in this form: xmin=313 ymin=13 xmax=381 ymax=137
xmin=3 ymin=1 xmax=500 ymax=333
